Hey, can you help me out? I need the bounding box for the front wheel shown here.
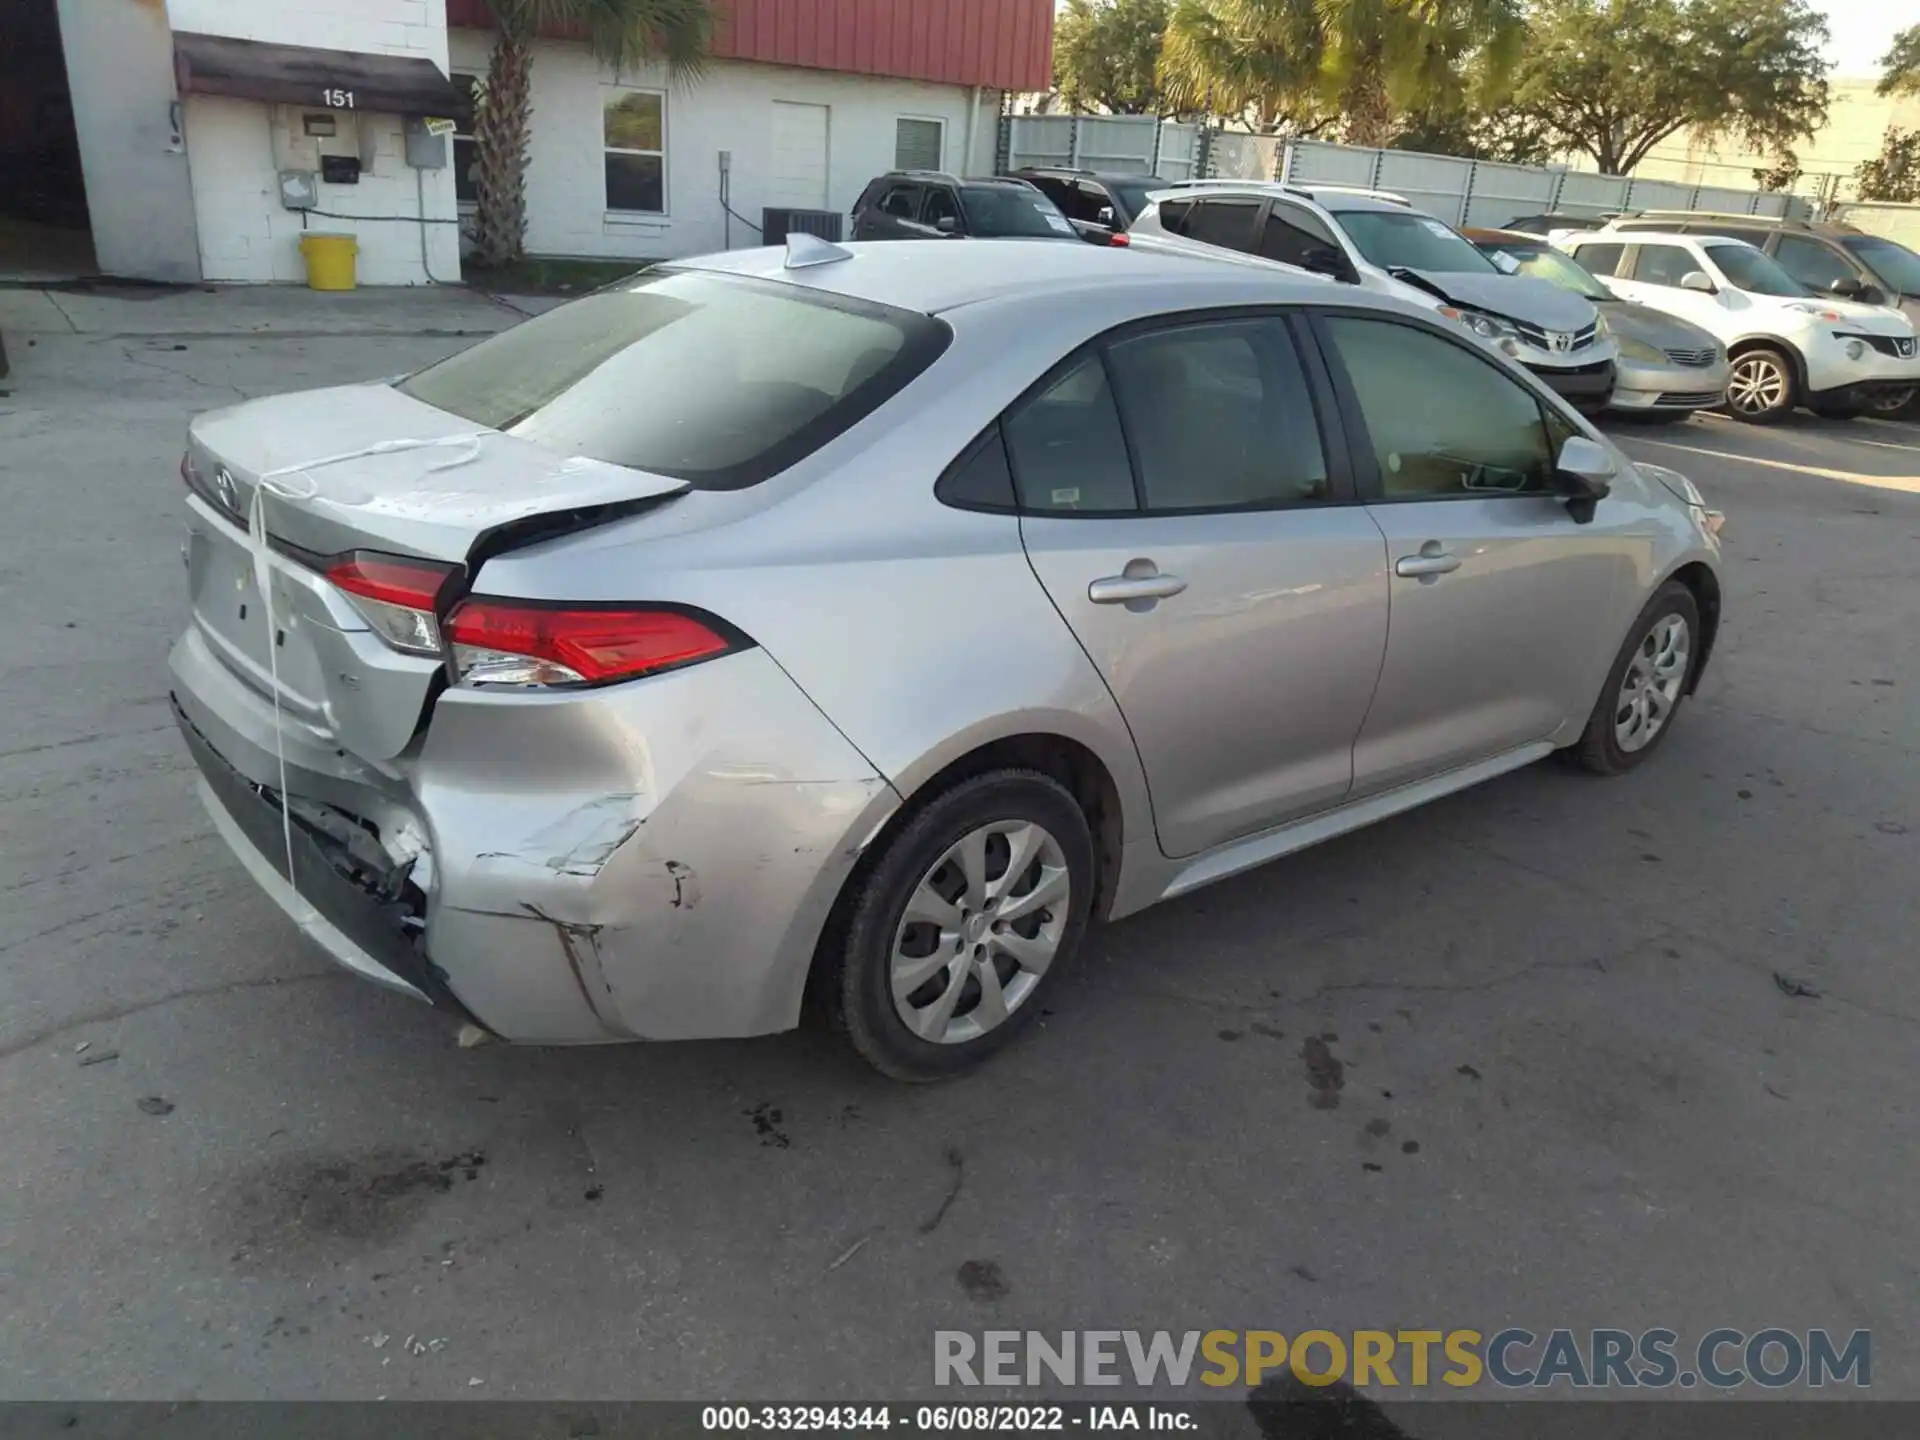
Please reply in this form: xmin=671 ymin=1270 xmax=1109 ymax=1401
xmin=1724 ymin=348 xmax=1796 ymax=424
xmin=1568 ymin=581 xmax=1701 ymax=775
xmin=826 ymin=769 xmax=1095 ymax=1081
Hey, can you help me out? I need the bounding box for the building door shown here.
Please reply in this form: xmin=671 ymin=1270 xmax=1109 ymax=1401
xmin=51 ymin=0 xmax=201 ymax=281
xmin=767 ymin=101 xmax=830 ymax=212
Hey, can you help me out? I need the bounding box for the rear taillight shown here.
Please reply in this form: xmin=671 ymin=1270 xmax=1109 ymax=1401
xmin=443 ymin=598 xmax=742 ymax=688
xmin=325 ymin=551 xmax=458 ymax=656
xmin=1108 ymin=232 xmax=1131 ymax=247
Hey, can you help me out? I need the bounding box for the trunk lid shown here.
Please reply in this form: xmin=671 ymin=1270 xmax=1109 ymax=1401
xmin=183 ymin=384 xmax=690 ymax=761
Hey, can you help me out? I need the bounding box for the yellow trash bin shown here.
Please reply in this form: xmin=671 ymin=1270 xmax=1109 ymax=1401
xmin=299 ymin=231 xmax=358 ymax=291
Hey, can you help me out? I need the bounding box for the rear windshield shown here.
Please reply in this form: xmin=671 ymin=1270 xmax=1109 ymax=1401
xmin=961 ymin=186 xmax=1077 ymax=238
xmin=395 ymin=269 xmax=950 ymax=489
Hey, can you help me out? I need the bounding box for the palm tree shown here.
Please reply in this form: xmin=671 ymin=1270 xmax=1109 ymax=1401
xmin=1159 ymin=0 xmax=1327 ymax=132
xmin=472 ymin=0 xmax=713 ymax=267
xmin=1314 ymin=0 xmax=1523 ymax=146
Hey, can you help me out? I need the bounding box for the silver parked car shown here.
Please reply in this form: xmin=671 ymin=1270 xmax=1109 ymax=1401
xmin=170 ymin=237 xmax=1724 ymax=1080
xmin=1465 ymin=227 xmax=1730 ymax=416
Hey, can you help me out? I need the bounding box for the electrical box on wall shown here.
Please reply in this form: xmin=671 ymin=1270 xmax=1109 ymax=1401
xmin=320 ymin=155 xmax=361 ymax=185
xmin=403 ymin=117 xmax=448 ymax=169
xmin=278 ymin=170 xmax=318 ymax=210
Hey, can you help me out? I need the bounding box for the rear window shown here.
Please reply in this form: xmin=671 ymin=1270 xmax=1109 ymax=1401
xmin=395 ymin=270 xmax=949 ymax=490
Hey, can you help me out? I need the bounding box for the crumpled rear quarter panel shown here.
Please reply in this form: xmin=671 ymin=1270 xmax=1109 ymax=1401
xmin=416 ymin=647 xmax=896 ymax=1042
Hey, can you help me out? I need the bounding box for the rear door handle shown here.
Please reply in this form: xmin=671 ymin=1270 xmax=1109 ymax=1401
xmin=1395 ymin=551 xmax=1461 ymax=578
xmin=1088 ymin=572 xmax=1187 ymax=604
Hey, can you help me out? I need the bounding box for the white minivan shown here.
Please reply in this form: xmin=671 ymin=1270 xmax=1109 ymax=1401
xmin=1561 ymin=230 xmax=1920 ymax=423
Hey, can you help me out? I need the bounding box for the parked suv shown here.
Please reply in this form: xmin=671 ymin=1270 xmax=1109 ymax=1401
xmin=851 ymin=172 xmax=1079 ymax=243
xmin=1561 ymin=230 xmax=1920 ymax=423
xmin=1128 ymin=182 xmax=1618 ymax=407
xmin=1603 ymin=212 xmax=1920 ymax=416
xmin=1011 ymin=168 xmax=1173 ymax=245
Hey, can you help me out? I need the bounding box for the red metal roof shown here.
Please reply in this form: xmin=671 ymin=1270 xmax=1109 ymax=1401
xmin=445 ymin=0 xmax=1052 ymax=93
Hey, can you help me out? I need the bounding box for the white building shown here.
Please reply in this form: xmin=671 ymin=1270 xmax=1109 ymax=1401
xmin=24 ymin=0 xmax=1051 ymax=286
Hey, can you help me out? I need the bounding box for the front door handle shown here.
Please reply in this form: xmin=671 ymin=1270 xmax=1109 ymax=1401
xmin=1088 ymin=572 xmax=1187 ymax=604
xmin=1395 ymin=551 xmax=1461 ymax=578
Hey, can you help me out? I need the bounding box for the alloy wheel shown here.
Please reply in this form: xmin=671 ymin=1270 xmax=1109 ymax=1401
xmin=890 ymin=820 xmax=1070 ymax=1045
xmin=1615 ymin=613 xmax=1692 ymax=753
xmin=1726 ymin=355 xmax=1789 ymax=416
xmin=1868 ymin=386 xmax=1916 ymax=415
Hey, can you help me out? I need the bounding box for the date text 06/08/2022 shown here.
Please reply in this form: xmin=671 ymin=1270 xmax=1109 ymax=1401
xmin=701 ymin=1406 xmax=1195 ymax=1431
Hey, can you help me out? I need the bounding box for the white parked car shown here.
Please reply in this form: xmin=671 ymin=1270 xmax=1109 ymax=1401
xmin=1560 ymin=230 xmax=1920 ymax=423
xmin=1126 ymin=182 xmax=1619 ymax=410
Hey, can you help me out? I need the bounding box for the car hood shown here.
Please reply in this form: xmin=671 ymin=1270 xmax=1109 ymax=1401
xmin=1598 ymin=298 xmax=1722 ymax=352
xmin=1395 ymin=268 xmax=1598 ymax=330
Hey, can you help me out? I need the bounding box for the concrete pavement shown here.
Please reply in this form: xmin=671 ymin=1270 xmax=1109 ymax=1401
xmin=1 ymin=289 xmax=1916 ymax=1403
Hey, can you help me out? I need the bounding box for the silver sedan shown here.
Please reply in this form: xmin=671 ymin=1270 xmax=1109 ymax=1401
xmin=1468 ymin=228 xmax=1731 ymax=416
xmin=169 ymin=237 xmax=1724 ymax=1079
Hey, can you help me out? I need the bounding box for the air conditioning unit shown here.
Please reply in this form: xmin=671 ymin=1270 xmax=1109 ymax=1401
xmin=762 ymin=208 xmax=844 ymax=245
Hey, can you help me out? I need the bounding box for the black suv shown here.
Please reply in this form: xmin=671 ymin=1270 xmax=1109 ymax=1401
xmin=1608 ymin=212 xmax=1920 ymax=414
xmin=1011 ymin=168 xmax=1173 ymax=245
xmin=849 ymin=172 xmax=1078 ymax=243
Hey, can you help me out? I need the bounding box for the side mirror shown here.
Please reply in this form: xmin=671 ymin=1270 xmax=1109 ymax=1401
xmin=934 ymin=215 xmax=958 ymax=235
xmin=1554 ymin=435 xmax=1615 ymax=522
xmin=1303 ymin=245 xmax=1355 ymax=283
xmin=1680 ymin=270 xmax=1716 ymax=294
xmin=1096 ymin=205 xmax=1116 ymax=227
xmin=1827 ymin=275 xmax=1866 ymax=298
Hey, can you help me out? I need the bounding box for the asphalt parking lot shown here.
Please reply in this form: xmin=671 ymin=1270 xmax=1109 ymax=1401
xmin=1 ymin=287 xmax=1916 ymax=1404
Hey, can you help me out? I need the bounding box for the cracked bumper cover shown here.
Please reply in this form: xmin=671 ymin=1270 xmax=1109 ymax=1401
xmin=171 ymin=633 xmax=899 ymax=1044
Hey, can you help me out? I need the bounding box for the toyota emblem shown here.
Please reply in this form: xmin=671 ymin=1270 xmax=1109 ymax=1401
xmin=213 ymin=466 xmax=238 ymax=513
xmin=1549 ymin=331 xmax=1573 ymax=353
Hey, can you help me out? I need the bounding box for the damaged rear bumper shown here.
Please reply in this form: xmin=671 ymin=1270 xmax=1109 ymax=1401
xmin=171 ymin=631 xmax=900 ymax=1044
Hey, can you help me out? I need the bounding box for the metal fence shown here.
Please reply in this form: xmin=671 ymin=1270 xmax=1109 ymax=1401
xmin=1276 ymin=139 xmax=1814 ymax=228
xmin=999 ymin=115 xmax=1204 ymax=181
xmin=1831 ymin=201 xmax=1920 ymax=250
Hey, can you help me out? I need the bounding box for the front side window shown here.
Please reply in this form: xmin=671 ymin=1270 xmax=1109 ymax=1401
xmin=1773 ymin=234 xmax=1859 ymax=292
xmin=603 ymin=89 xmax=665 ymax=213
xmin=451 ymin=72 xmax=479 ymax=205
xmin=1104 ymin=319 xmax=1328 ymax=510
xmin=894 ymin=117 xmax=943 ymax=171
xmin=1002 ymin=353 xmax=1137 ymax=513
xmin=1572 ymin=242 xmax=1625 ymax=277
xmin=1332 ymin=210 xmax=1497 ymax=274
xmin=1844 ymin=235 xmax=1920 ymax=295
xmin=1256 ymin=203 xmax=1344 ymax=272
xmin=879 ymin=184 xmax=921 ymax=219
xmin=1703 ymin=242 xmax=1811 ymax=297
xmin=921 ymin=186 xmax=961 ymax=233
xmin=1321 ymin=317 xmax=1554 ymax=499
xmin=1630 ymin=243 xmax=1703 ymax=288
xmin=396 ymin=270 xmax=947 ymax=490
xmin=1183 ymin=197 xmax=1262 ymax=252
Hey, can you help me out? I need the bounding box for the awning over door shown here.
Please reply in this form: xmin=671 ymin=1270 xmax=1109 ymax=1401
xmin=172 ymin=32 xmax=473 ymax=123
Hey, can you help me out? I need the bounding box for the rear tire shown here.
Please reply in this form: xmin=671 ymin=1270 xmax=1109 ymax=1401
xmin=826 ymin=769 xmax=1095 ymax=1081
xmin=1568 ymin=581 xmax=1701 ymax=776
xmin=1866 ymin=386 xmax=1918 ymax=420
xmin=1812 ymin=401 xmax=1862 ymax=420
xmin=1724 ymin=347 xmax=1796 ymax=424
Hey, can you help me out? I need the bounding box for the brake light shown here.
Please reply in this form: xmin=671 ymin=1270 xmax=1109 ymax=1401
xmin=443 ymin=598 xmax=742 ymax=687
xmin=325 ymin=551 xmax=457 ymax=656
xmin=1108 ymin=232 xmax=1130 ymax=247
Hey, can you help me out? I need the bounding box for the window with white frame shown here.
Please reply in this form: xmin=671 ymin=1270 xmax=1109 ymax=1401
xmin=604 ymin=89 xmax=665 ymax=213
xmin=894 ymin=117 xmax=944 ymax=172
xmin=451 ymin=72 xmax=479 ymax=205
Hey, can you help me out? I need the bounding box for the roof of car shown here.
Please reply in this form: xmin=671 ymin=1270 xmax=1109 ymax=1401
xmin=1574 ymin=229 xmax=1756 ymax=248
xmin=673 ymin=237 xmax=1346 ymax=317
xmin=1016 ymin=167 xmax=1170 ymax=183
xmin=882 ymin=171 xmax=1036 ymax=190
xmin=1620 ymin=210 xmax=1858 ymax=235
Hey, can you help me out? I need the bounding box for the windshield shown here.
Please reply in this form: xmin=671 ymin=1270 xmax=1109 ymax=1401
xmin=1844 ymin=235 xmax=1920 ymax=295
xmin=396 ymin=270 xmax=948 ymax=489
xmin=961 ymin=186 xmax=1076 ymax=238
xmin=1481 ymin=242 xmax=1613 ymax=301
xmin=1334 ymin=210 xmax=1497 ymax=274
xmin=1704 ymin=242 xmax=1813 ymax=298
